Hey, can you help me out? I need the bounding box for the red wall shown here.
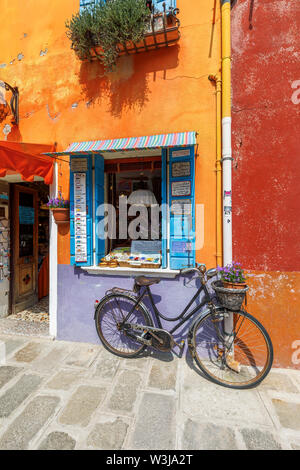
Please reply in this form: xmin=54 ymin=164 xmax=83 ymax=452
xmin=231 ymin=0 xmax=300 ymax=368
xmin=231 ymin=0 xmax=300 ymax=272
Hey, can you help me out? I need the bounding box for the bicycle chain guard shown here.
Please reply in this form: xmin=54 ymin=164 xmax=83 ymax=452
xmin=127 ymin=323 xmax=175 ymax=352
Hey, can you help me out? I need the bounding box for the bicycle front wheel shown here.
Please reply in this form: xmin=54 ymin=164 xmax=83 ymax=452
xmin=95 ymin=293 xmax=152 ymax=358
xmin=192 ymin=309 xmax=273 ymax=389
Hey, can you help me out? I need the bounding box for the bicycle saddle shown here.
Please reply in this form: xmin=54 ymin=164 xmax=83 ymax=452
xmin=135 ymin=276 xmax=161 ymax=286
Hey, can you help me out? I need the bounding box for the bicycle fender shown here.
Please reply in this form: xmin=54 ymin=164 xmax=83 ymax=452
xmin=94 ymin=292 xmax=154 ymax=327
xmin=187 ymin=306 xmax=225 ymax=342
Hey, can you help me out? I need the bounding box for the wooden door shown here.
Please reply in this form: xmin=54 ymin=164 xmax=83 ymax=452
xmin=11 ymin=185 xmax=38 ymax=314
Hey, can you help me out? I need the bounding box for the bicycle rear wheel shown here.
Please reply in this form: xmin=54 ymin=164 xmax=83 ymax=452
xmin=192 ymin=309 xmax=273 ymax=389
xmin=95 ymin=293 xmax=152 ymax=358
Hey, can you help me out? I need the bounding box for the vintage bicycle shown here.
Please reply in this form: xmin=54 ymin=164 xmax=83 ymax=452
xmin=94 ymin=264 xmax=273 ymax=389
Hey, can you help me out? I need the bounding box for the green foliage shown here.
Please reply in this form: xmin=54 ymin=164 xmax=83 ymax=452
xmin=66 ymin=0 xmax=151 ymax=69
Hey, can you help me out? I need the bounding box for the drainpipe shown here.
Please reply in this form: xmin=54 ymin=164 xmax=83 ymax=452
xmin=208 ymin=74 xmax=223 ymax=268
xmin=221 ymin=0 xmax=232 ymax=266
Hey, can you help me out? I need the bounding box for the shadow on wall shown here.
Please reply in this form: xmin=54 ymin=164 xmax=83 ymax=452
xmin=79 ymin=45 xmax=180 ymax=118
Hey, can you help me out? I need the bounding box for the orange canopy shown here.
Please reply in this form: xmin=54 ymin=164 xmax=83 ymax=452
xmin=0 ymin=141 xmax=55 ymax=185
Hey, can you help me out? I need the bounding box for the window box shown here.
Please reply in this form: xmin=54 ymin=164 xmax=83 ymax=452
xmin=89 ymin=10 xmax=180 ymax=61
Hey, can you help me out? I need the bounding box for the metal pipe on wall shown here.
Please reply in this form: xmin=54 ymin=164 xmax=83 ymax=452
xmin=221 ymin=0 xmax=232 ymax=266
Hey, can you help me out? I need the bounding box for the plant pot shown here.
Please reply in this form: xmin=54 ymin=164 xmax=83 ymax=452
xmin=222 ymin=281 xmax=247 ymax=290
xmin=51 ymin=208 xmax=70 ymax=224
xmin=211 ymin=280 xmax=249 ymax=311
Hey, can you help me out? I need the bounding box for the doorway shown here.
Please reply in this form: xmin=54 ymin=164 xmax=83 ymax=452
xmin=10 ymin=182 xmax=49 ymax=320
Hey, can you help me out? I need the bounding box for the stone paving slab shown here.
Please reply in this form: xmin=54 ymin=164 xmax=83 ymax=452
xmin=240 ymin=428 xmax=282 ymax=450
xmin=148 ymin=359 xmax=178 ymax=391
xmin=0 ymin=366 xmax=23 ymax=389
xmin=182 ymin=420 xmax=238 ymax=450
xmin=129 ymin=392 xmax=176 ymax=450
xmin=108 ymin=370 xmax=142 ymax=414
xmin=0 ymin=338 xmax=27 ymax=360
xmin=59 ymin=385 xmax=106 ymax=427
xmin=181 ymin=366 xmax=273 ymax=426
xmin=0 ymin=374 xmax=42 ymax=418
xmin=258 ymin=371 xmax=300 ymax=394
xmin=46 ymin=369 xmax=83 ymax=391
xmin=0 ymin=395 xmax=60 ymax=450
xmin=0 ymin=333 xmax=299 ymax=450
xmin=13 ymin=342 xmax=47 ymax=363
xmin=38 ymin=431 xmax=76 ymax=450
xmin=271 ymin=399 xmax=300 ymax=431
xmin=64 ymin=345 xmax=101 ymax=369
xmin=87 ymin=416 xmax=129 ymax=450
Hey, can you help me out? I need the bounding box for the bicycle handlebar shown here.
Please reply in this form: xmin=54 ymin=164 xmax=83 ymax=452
xmin=180 ymin=264 xmax=207 ymax=277
xmin=180 ymin=267 xmax=200 ymax=275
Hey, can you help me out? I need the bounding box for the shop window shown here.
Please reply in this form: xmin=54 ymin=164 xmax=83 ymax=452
xmin=70 ymin=146 xmax=195 ymax=271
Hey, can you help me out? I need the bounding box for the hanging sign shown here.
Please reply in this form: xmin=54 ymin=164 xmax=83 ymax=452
xmin=171 ymin=199 xmax=192 ymax=215
xmin=171 ymin=149 xmax=191 ymax=158
xmin=172 ymin=161 xmax=191 ymax=178
xmin=74 ymin=172 xmax=87 ymax=263
xmin=171 ymin=180 xmax=191 ymax=197
xmin=71 ymin=158 xmax=88 ymax=172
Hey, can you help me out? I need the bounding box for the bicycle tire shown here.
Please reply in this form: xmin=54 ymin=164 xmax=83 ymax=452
xmin=192 ymin=309 xmax=273 ymax=389
xmin=95 ymin=293 xmax=153 ymax=358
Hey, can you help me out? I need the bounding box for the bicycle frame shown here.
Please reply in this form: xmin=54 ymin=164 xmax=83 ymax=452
xmin=120 ymin=280 xmax=214 ymax=335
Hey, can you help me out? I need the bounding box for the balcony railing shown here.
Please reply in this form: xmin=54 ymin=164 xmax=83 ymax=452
xmin=89 ymin=6 xmax=180 ymax=61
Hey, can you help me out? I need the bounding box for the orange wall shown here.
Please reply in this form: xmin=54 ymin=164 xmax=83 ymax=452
xmin=0 ymin=0 xmax=221 ymax=267
xmin=246 ymin=270 xmax=300 ymax=369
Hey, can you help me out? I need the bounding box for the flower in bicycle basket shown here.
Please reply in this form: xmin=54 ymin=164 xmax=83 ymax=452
xmin=217 ymin=262 xmax=246 ymax=284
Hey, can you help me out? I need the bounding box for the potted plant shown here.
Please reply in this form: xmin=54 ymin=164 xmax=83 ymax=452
xmin=47 ymin=193 xmax=70 ymax=224
xmin=217 ymin=262 xmax=247 ymax=289
xmin=66 ymin=0 xmax=151 ymax=69
xmin=212 ymin=262 xmax=249 ymax=311
xmin=65 ymin=0 xmax=180 ymax=70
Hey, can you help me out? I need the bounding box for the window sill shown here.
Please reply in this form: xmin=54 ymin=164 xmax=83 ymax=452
xmin=81 ymin=266 xmax=180 ymax=278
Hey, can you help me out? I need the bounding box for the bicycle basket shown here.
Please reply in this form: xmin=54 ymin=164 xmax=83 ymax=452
xmin=211 ymin=280 xmax=249 ymax=311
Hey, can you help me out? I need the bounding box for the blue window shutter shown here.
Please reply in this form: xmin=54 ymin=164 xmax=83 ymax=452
xmin=161 ymin=149 xmax=167 ymax=269
xmin=70 ymin=155 xmax=93 ymax=266
xmin=94 ymin=154 xmax=105 ymax=265
xmin=153 ymin=0 xmax=176 ymax=13
xmin=168 ymin=146 xmax=195 ymax=270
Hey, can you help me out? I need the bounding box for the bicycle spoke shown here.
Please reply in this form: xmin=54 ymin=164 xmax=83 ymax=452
xmin=95 ymin=295 xmax=149 ymax=358
xmin=193 ymin=310 xmax=272 ymax=388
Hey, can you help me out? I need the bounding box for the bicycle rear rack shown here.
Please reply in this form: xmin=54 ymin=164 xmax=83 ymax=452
xmin=105 ymin=287 xmax=137 ymax=297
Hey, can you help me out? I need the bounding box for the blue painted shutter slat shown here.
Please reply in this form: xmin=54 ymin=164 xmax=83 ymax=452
xmin=70 ymin=155 xmax=93 ymax=266
xmin=161 ymin=149 xmax=167 ymax=269
xmin=168 ymin=146 xmax=195 ymax=270
xmin=153 ymin=0 xmax=176 ymax=12
xmin=94 ymin=154 xmax=105 ymax=264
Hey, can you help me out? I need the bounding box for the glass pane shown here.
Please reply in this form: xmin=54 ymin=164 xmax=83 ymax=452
xmin=19 ymin=192 xmax=34 ymax=258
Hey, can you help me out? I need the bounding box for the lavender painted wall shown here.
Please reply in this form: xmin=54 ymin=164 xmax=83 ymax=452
xmin=57 ymin=265 xmax=210 ymax=347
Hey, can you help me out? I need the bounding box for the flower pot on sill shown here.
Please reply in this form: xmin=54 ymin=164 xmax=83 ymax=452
xmin=51 ymin=208 xmax=70 ymax=224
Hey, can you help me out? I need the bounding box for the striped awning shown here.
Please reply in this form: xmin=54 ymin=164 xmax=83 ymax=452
xmin=44 ymin=132 xmax=196 ymax=156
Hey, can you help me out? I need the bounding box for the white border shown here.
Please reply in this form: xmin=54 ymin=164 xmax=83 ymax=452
xmin=49 ymin=162 xmax=58 ymax=337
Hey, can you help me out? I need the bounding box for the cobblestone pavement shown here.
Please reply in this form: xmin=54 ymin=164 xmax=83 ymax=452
xmin=9 ymin=297 xmax=49 ymax=323
xmin=0 ymin=333 xmax=300 ymax=450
